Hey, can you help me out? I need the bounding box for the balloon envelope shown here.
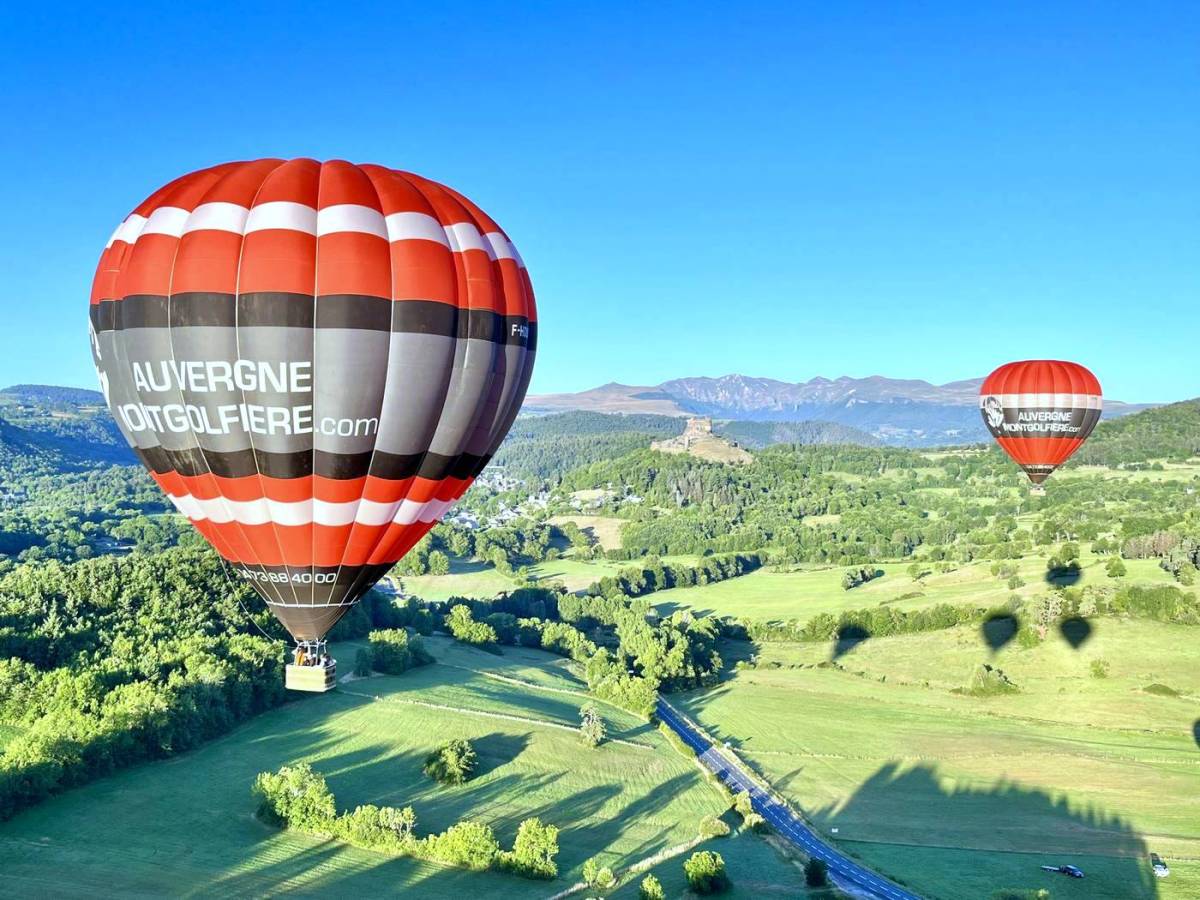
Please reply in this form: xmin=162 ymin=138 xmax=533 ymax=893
xmin=89 ymin=159 xmax=536 ymax=640
xmin=979 ymin=360 xmax=1101 ymax=484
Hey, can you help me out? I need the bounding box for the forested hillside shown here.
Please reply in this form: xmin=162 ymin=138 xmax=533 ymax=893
xmin=714 ymin=419 xmax=879 ymax=448
xmin=0 ymin=384 xmax=129 ymax=469
xmin=491 ymin=411 xmax=685 ymax=478
xmin=1074 ymin=398 xmax=1200 ymax=466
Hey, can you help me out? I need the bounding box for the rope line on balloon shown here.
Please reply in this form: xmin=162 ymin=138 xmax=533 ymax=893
xmin=212 ymin=553 xmax=283 ymax=644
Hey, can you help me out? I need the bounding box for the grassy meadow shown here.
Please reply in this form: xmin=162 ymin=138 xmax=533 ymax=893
xmin=674 ymin=620 xmax=1200 ymax=900
xmin=651 ymin=551 xmax=1178 ymax=622
xmin=0 ymin=636 xmax=813 ymax=898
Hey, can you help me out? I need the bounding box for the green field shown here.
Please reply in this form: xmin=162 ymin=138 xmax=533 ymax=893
xmin=397 ymin=555 xmax=635 ymax=602
xmin=652 ymin=553 xmax=1182 ymax=622
xmin=674 ymin=619 xmax=1200 ymax=899
xmin=0 ymin=637 xmax=812 ymax=898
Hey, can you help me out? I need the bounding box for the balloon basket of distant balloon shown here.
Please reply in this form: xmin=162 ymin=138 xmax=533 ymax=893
xmin=286 ymin=640 xmax=337 ymax=693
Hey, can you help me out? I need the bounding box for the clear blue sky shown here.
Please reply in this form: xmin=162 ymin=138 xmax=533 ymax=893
xmin=1 ymin=2 xmax=1196 ymax=402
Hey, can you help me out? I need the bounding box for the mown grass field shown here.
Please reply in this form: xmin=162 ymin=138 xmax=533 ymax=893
xmin=674 ymin=619 xmax=1200 ymax=900
xmin=0 ymin=637 xmax=811 ymax=898
xmin=652 ymin=552 xmax=1182 ymax=622
xmin=397 ymin=555 xmax=635 ymax=602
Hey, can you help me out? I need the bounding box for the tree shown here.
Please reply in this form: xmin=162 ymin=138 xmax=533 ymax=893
xmin=639 ymin=873 xmax=665 ymax=900
xmin=424 ymin=739 xmax=477 ymax=786
xmin=500 ymin=817 xmax=559 ymax=879
xmin=354 ymin=647 xmax=374 ymax=677
xmin=252 ymin=763 xmax=336 ymax=831
xmin=579 ymin=702 xmax=606 ymax=748
xmin=1106 ymin=557 xmax=1127 ymax=578
xmin=369 ymin=629 xmax=432 ymax=674
xmin=428 ymin=550 xmax=451 ymax=576
xmin=684 ymin=850 xmax=730 ymax=894
xmin=446 ymin=605 xmax=499 ymax=646
xmin=805 ymin=857 xmax=828 ymax=887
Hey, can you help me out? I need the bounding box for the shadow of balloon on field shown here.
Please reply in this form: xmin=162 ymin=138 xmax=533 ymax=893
xmin=811 ymin=762 xmax=1159 ymax=899
xmin=1060 ymin=616 xmax=1094 ymax=649
xmin=981 ymin=613 xmax=1020 ymax=652
xmin=832 ymin=624 xmax=870 ymax=660
xmin=1045 ymin=566 xmax=1083 ymax=587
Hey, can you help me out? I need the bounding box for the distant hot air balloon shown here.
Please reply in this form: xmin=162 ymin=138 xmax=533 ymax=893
xmin=89 ymin=159 xmax=536 ymax=688
xmin=979 ymin=361 xmax=1101 ymax=487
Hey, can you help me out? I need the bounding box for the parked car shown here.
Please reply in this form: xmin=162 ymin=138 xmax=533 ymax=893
xmin=1151 ymin=854 xmax=1170 ymax=878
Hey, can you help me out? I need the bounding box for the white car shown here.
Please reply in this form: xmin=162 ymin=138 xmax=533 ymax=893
xmin=1151 ymin=854 xmax=1170 ymax=878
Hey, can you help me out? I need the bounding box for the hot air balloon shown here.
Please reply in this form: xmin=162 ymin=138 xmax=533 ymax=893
xmin=89 ymin=159 xmax=536 ymax=690
xmin=979 ymin=360 xmax=1101 ymax=489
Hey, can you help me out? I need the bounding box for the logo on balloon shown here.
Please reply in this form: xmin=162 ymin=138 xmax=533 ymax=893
xmin=984 ymin=395 xmax=1004 ymax=429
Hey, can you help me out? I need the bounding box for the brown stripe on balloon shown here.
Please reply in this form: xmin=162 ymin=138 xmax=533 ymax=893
xmin=92 ymin=293 xmax=534 ymax=345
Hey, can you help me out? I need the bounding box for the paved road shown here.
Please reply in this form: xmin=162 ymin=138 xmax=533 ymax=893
xmin=657 ymin=698 xmax=922 ymax=900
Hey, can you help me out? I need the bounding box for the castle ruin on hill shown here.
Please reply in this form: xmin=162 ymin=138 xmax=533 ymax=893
xmin=650 ymin=416 xmax=751 ymax=464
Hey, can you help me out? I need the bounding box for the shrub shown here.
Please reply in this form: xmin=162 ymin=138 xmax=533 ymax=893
xmin=337 ymin=803 xmax=417 ymax=849
xmin=422 ymin=820 xmax=500 ymax=869
xmin=1089 ymin=658 xmax=1110 ymax=679
xmin=683 ymin=850 xmax=730 ymax=894
xmin=582 ymin=857 xmax=616 ymax=889
xmin=424 ymin=739 xmax=477 ymax=785
xmin=805 ymin=857 xmax=828 ymax=887
xmin=1106 ymin=557 xmax=1127 ymax=578
xmin=698 ymin=814 xmax=731 ymax=838
xmin=252 ymin=763 xmax=336 ymax=831
xmin=1144 ymin=683 xmax=1180 ymax=697
xmin=639 ymin=873 xmax=666 ymax=899
xmin=957 ymin=664 xmax=1019 ymax=697
xmin=732 ymin=789 xmax=765 ymax=831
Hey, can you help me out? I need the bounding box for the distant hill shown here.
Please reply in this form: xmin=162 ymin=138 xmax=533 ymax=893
xmin=0 ymin=384 xmax=108 ymax=410
xmin=492 ymin=411 xmax=881 ymax=479
xmin=1072 ymin=398 xmax=1200 ymax=466
xmin=525 ymin=373 xmax=1155 ymax=447
xmin=0 ymin=384 xmax=131 ymax=468
xmin=715 ymin=419 xmax=880 ymax=449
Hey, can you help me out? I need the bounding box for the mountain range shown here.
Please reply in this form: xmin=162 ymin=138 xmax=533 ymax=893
xmin=525 ymin=374 xmax=1154 ymax=446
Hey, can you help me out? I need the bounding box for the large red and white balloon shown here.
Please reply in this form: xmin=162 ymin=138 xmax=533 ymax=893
xmin=89 ymin=159 xmax=536 ymax=640
xmin=979 ymin=360 xmax=1101 ymax=485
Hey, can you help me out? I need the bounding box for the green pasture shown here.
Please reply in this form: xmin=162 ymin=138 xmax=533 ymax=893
xmin=0 ymin=636 xmax=791 ymax=898
xmin=398 ymin=555 xmax=631 ymax=602
xmin=674 ymin=619 xmax=1200 ymax=899
xmin=653 ymin=552 xmax=1184 ymax=622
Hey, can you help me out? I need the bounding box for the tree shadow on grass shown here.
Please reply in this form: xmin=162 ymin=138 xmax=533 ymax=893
xmin=832 ymin=624 xmax=870 ymax=661
xmin=470 ymin=731 xmax=533 ymax=777
xmin=810 ymin=762 xmax=1159 ymax=899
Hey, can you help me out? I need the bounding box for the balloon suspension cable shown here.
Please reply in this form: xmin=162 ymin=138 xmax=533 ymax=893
xmin=212 ymin=554 xmax=283 ymax=644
